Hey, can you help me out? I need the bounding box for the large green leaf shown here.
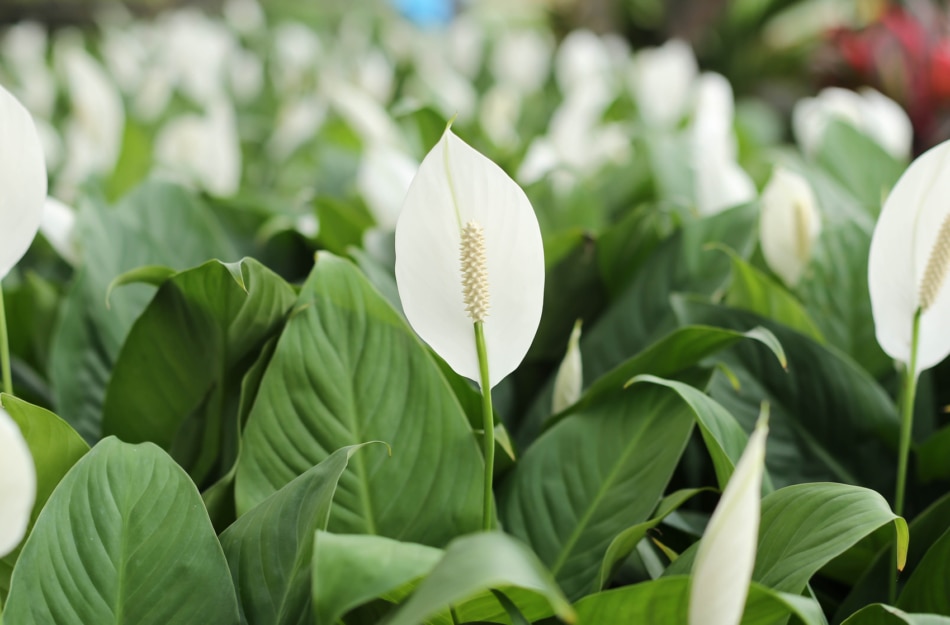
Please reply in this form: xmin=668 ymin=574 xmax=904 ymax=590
xmin=312 ymin=532 xmax=442 ymax=625
xmin=842 ymin=605 xmax=950 ymax=625
xmin=386 ymin=532 xmax=576 ymax=625
xmin=0 ymin=395 xmax=89 ymax=599
xmin=49 ymin=181 xmax=239 ymax=441
xmin=667 ymin=482 xmax=908 ymax=596
xmin=573 ymin=576 xmax=826 ymax=625
xmin=221 ymin=444 xmax=379 ymax=625
xmin=102 ymin=258 xmax=295 ymax=484
xmin=234 ymin=253 xmax=482 ymax=545
xmin=674 ymin=297 xmax=899 ymax=491
xmin=4 ymin=438 xmax=240 ymax=624
xmin=500 ymin=383 xmax=695 ymax=599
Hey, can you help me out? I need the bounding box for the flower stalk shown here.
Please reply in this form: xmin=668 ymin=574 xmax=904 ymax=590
xmin=895 ymin=309 xmax=921 ymax=519
xmin=0 ymin=285 xmax=12 ymax=396
xmin=474 ymin=322 xmax=495 ymax=530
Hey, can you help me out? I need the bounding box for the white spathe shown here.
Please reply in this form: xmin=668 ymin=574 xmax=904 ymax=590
xmin=552 ymin=320 xmax=583 ymax=414
xmin=357 ymin=143 xmax=418 ymax=231
xmin=759 ymin=167 xmax=821 ymax=287
xmin=689 ymin=418 xmax=769 ymax=625
xmin=691 ymin=73 xmax=756 ymax=215
xmin=40 ymin=197 xmax=80 ymax=266
xmin=869 ymin=139 xmax=950 ymax=375
xmin=0 ymin=84 xmax=47 ymax=281
xmin=629 ymin=39 xmax=698 ymax=128
xmin=793 ymin=87 xmax=913 ymax=159
xmin=0 ymin=405 xmax=36 ymax=558
xmin=395 ymin=129 xmax=544 ymax=389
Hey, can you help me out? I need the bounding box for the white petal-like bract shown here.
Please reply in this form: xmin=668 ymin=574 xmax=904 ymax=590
xmin=869 ymin=139 xmax=950 ymax=374
xmin=629 ymin=39 xmax=697 ymax=128
xmin=760 ymin=167 xmax=821 ymax=287
xmin=552 ymin=320 xmax=582 ymax=414
xmin=0 ymin=406 xmax=36 ymax=558
xmin=689 ymin=418 xmax=769 ymax=625
xmin=0 ymin=83 xmax=47 ymax=280
xmin=395 ymin=129 xmax=544 ymax=388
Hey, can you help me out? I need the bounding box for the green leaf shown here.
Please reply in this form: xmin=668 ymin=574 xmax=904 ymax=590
xmin=721 ymin=248 xmax=825 ymax=341
xmin=4 ymin=438 xmax=240 ymax=624
xmin=104 ymin=265 xmax=177 ymax=304
xmin=666 ymin=482 xmax=908 ymax=595
xmin=221 ymin=444 xmax=380 ymax=625
xmin=598 ymin=488 xmax=709 ymax=591
xmin=0 ymin=395 xmax=89 ymax=599
xmin=102 ymin=258 xmax=296 ymax=485
xmin=625 ymin=375 xmax=761 ymax=490
xmin=596 ymin=203 xmax=677 ymax=298
xmin=385 ymin=532 xmax=576 ymax=625
xmin=898 ymin=525 xmax=950 ymax=615
xmin=673 ymin=297 xmax=899 ymax=491
xmin=234 ymin=253 xmax=482 ymax=545
xmin=842 ymin=604 xmax=950 ymax=625
xmin=573 ymin=576 xmax=826 ymax=625
xmin=49 ymin=181 xmax=239 ymax=442
xmin=500 ymin=383 xmax=695 ymax=599
xmin=313 ymin=196 xmax=373 ymax=255
xmin=814 ymin=120 xmax=904 ymax=215
xmin=312 ymin=532 xmax=442 ymax=625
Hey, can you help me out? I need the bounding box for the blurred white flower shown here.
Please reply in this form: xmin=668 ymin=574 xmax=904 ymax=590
xmin=0 ymin=83 xmax=47 ymax=281
xmin=793 ymin=87 xmax=912 ymax=159
xmin=446 ymin=15 xmax=485 ymax=79
xmin=40 ymin=197 xmax=80 ymax=266
xmin=691 ymin=73 xmax=756 ymax=215
xmin=2 ymin=21 xmax=56 ymax=119
xmin=406 ymin=58 xmax=478 ymax=124
xmin=689 ymin=417 xmax=769 ymax=625
xmin=395 ymin=129 xmax=544 ymax=388
xmin=0 ymin=406 xmax=36 ymax=559
xmin=56 ymin=43 xmax=125 ymax=194
xmin=552 ymin=320 xmax=583 ymax=414
xmin=759 ymin=167 xmax=821 ymax=287
xmin=629 ymin=39 xmax=698 ymax=128
xmin=159 ymin=9 xmax=238 ymax=106
xmin=133 ymin=64 xmax=175 ymax=123
xmin=490 ymin=28 xmax=552 ymax=94
xmin=228 ymin=47 xmax=264 ymax=103
xmin=869 ymin=139 xmax=950 ymax=374
xmin=268 ymin=95 xmax=327 ymax=160
xmin=356 ymin=49 xmax=396 ymax=105
xmin=155 ymin=100 xmax=241 ymax=196
xmin=272 ymin=22 xmax=322 ymax=93
xmin=479 ymin=84 xmax=522 ymax=148
xmin=357 ymin=143 xmax=418 ymax=231
xmin=555 ymin=29 xmax=614 ymax=96
xmin=326 ymin=79 xmax=405 ymax=149
xmin=100 ymin=25 xmax=149 ymax=94
xmin=223 ymin=0 xmax=266 ymax=35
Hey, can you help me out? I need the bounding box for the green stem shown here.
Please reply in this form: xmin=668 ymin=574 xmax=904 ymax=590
xmin=474 ymin=322 xmax=495 ymax=531
xmin=890 ymin=309 xmax=921 ymax=604
xmin=0 ymin=283 xmax=12 ymax=396
xmin=895 ymin=309 xmax=921 ymax=518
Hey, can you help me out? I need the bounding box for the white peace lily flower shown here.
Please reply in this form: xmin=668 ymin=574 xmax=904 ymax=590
xmin=689 ymin=418 xmax=769 ymax=625
xmin=268 ymin=95 xmax=327 ymax=160
xmin=869 ymin=139 xmax=950 ymax=374
xmin=691 ymin=73 xmax=756 ymax=215
xmin=159 ymin=9 xmax=237 ymax=106
xmin=555 ymin=29 xmax=614 ymax=96
xmin=395 ymin=129 xmax=544 ymax=388
xmin=793 ymin=87 xmax=912 ymax=159
xmin=272 ymin=22 xmax=323 ymax=93
xmin=406 ymin=58 xmax=478 ymax=124
xmin=40 ymin=197 xmax=80 ymax=266
xmin=3 ymin=22 xmax=56 ymax=120
xmin=228 ymin=47 xmax=264 ymax=103
xmin=479 ymin=84 xmax=522 ymax=148
xmin=759 ymin=167 xmax=821 ymax=287
xmin=552 ymin=320 xmax=583 ymax=414
xmin=223 ymin=0 xmax=265 ymax=35
xmin=0 ymin=83 xmax=47 ymax=281
xmin=155 ymin=100 xmax=241 ymax=197
xmin=446 ymin=15 xmax=485 ymax=79
xmin=56 ymin=44 xmax=125 ymax=192
xmin=356 ymin=49 xmax=396 ymax=105
xmin=357 ymin=143 xmax=418 ymax=231
xmin=326 ymin=79 xmax=406 ymax=150
xmin=629 ymin=39 xmax=698 ymax=127
xmin=490 ymin=28 xmax=552 ymax=94
xmin=0 ymin=406 xmax=36 ymax=558
xmin=100 ymin=25 xmax=148 ymax=94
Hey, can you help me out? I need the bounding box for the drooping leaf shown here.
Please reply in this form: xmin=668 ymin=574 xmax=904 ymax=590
xmin=222 ymin=444 xmax=380 ymax=625
xmin=4 ymin=438 xmax=240 ymax=625
xmin=842 ymin=604 xmax=950 ymax=625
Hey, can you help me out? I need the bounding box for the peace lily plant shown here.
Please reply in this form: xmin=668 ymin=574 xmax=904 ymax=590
xmin=395 ymin=127 xmax=544 ymax=529
xmin=869 ymin=138 xmax=950 ymax=518
xmin=0 ymin=83 xmax=47 ymax=396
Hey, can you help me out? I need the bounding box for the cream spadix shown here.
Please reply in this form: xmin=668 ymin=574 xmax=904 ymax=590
xmin=395 ymin=129 xmax=544 ymax=389
xmin=689 ymin=417 xmax=768 ymax=625
xmin=0 ymin=83 xmax=47 ymax=280
xmin=0 ymin=405 xmax=36 ymax=558
xmin=869 ymin=139 xmax=950 ymax=375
